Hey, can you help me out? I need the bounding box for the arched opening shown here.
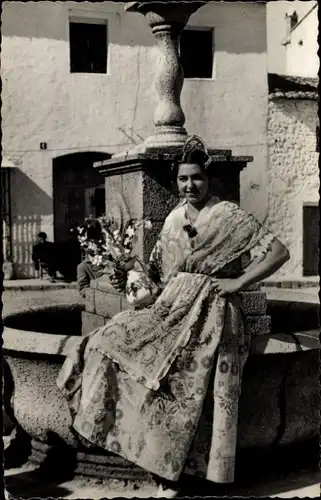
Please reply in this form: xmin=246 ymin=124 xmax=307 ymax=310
xmin=53 ymin=151 xmax=110 ymax=280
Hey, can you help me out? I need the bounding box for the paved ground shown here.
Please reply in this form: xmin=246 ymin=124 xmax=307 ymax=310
xmin=2 ymin=284 xmax=320 ymax=498
xmin=3 ymin=278 xmax=77 ymax=291
xmin=2 ymin=287 xmax=82 ymax=317
xmin=4 ymin=452 xmax=320 ymax=499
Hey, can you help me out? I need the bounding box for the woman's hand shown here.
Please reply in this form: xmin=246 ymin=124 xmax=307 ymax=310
xmin=211 ymin=278 xmax=243 ymax=297
xmin=109 ymin=256 xmax=137 ymax=292
xmin=110 ymin=267 xmax=127 ymax=293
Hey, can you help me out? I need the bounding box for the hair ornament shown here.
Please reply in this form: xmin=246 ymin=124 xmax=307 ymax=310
xmin=181 ymin=135 xmax=212 ymax=169
xmin=182 ymin=135 xmax=207 ymax=160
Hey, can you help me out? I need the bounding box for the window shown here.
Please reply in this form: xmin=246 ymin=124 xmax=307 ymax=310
xmin=180 ymin=28 xmax=214 ymax=79
xmin=303 ymin=205 xmax=319 ymax=276
xmin=69 ymin=20 xmax=107 ymax=73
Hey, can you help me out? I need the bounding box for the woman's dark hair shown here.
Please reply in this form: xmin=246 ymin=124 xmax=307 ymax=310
xmin=171 ymin=150 xmax=211 ymax=180
xmin=172 ymin=135 xmax=212 ymax=177
xmin=182 ymin=149 xmax=209 ymax=170
xmin=170 ymin=135 xmax=223 ymax=197
xmin=38 ymin=232 xmax=47 ymax=239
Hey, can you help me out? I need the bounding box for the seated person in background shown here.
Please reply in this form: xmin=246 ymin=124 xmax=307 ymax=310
xmin=76 ymin=221 xmax=107 ymax=297
xmin=77 ymin=251 xmax=105 ymax=298
xmin=32 ymin=232 xmax=56 ymax=282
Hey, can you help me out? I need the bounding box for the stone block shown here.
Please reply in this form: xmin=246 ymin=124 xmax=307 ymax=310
xmin=246 ymin=315 xmax=271 ymax=336
xmin=94 ymin=289 xmax=122 ymax=318
xmin=122 ymin=171 xmax=144 ymax=220
xmin=244 ymin=283 xmax=261 ymax=292
xmin=95 ymin=279 xmax=117 ymax=294
xmin=121 ymin=296 xmax=132 ymax=312
xmin=85 ymin=287 xmax=95 ymax=314
xmin=240 ymin=291 xmax=267 ymax=316
xmin=82 ymin=311 xmax=105 ymax=336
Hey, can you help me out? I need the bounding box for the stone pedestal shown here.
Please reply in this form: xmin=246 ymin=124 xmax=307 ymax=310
xmin=85 ymin=2 xmax=267 ymax=335
xmin=88 ymin=148 xmax=257 ymax=326
xmin=94 ymin=149 xmax=252 ymax=259
xmin=82 ymin=281 xmax=132 ymax=336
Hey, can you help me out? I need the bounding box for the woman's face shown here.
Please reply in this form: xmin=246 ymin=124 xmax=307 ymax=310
xmin=177 ymin=163 xmax=209 ymax=205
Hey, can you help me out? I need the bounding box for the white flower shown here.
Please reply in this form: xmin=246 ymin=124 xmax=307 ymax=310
xmin=125 ymin=226 xmax=135 ymax=238
xmin=92 ymin=255 xmax=103 ymax=266
xmin=88 ymin=242 xmax=98 ymax=252
xmin=123 ymin=236 xmax=132 ymax=247
xmin=144 ymin=220 xmax=152 ymax=229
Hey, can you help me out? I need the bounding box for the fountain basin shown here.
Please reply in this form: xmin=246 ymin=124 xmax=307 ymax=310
xmin=3 ymin=300 xmax=320 ymax=479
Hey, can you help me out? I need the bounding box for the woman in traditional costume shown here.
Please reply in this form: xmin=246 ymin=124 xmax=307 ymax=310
xmin=57 ymin=136 xmax=289 ymax=497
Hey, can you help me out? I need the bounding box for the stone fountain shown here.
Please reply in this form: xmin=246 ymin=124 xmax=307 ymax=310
xmin=3 ymin=299 xmax=320 ymax=487
xmin=3 ymin=1 xmax=320 ymax=495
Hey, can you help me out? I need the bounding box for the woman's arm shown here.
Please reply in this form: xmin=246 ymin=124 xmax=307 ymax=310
xmin=212 ymin=238 xmax=290 ymax=297
xmin=238 ymin=238 xmax=289 ymax=289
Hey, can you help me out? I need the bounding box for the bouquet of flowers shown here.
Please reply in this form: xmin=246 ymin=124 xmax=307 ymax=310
xmin=76 ymin=215 xmax=157 ymax=306
xmin=76 ymin=215 xmax=151 ymax=268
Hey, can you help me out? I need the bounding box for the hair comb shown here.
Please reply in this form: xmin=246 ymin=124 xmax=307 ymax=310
xmin=181 ymin=135 xmax=212 ymax=169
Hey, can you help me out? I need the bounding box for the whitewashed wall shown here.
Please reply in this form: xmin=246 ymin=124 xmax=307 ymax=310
xmin=2 ymin=1 xmax=268 ymax=276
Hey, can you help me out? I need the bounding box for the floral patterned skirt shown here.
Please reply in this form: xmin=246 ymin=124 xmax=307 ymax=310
xmin=57 ymin=291 xmax=250 ymax=483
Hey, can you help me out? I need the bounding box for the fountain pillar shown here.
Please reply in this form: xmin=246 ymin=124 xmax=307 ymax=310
xmin=86 ymin=1 xmax=253 ymax=328
xmin=125 ymin=1 xmax=204 ymax=148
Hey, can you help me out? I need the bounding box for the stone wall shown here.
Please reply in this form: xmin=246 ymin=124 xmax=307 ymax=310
xmin=2 ymin=1 xmax=268 ymax=276
xmin=82 ymin=280 xmax=133 ymax=336
xmin=266 ymin=97 xmax=319 ymax=279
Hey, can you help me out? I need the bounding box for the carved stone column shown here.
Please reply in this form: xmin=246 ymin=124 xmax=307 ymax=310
xmin=125 ymin=1 xmax=204 ymax=148
xmin=92 ymin=2 xmax=254 ymax=321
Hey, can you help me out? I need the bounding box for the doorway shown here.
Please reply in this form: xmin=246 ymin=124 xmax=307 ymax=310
xmin=53 ymin=152 xmax=110 ymax=279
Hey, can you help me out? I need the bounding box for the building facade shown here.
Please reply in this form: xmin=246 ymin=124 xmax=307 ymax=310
xmin=267 ymin=0 xmax=318 ymax=78
xmin=266 ymin=74 xmax=319 ymax=280
xmin=2 ymin=1 xmax=269 ymax=278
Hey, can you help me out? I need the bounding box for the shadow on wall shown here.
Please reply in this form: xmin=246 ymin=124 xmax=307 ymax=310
xmin=11 ymin=169 xmax=52 ymax=278
xmin=1 ymin=2 xmax=153 ymax=45
xmin=2 ymin=1 xmax=266 ymax=54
